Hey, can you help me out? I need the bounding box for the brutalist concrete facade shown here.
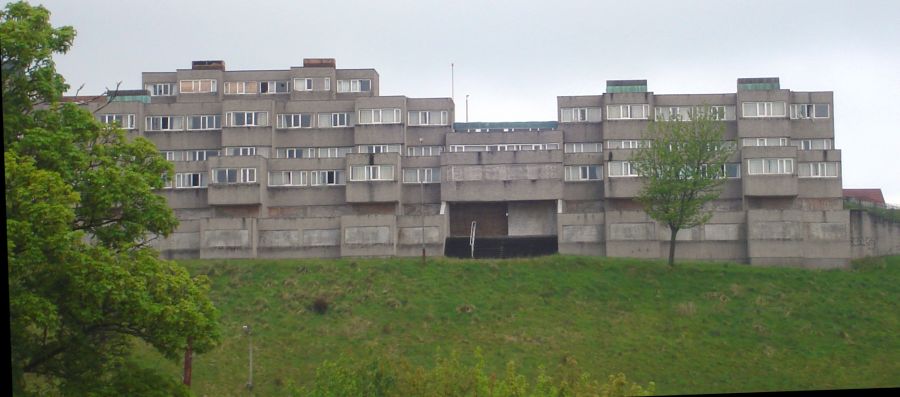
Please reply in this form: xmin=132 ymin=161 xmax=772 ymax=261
xmin=82 ymin=60 xmax=855 ymax=267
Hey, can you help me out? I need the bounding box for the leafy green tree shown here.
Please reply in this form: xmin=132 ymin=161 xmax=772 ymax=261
xmin=631 ymin=108 xmax=735 ymax=266
xmin=4 ymin=2 xmax=219 ymax=394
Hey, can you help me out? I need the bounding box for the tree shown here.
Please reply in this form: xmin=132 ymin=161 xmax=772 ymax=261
xmin=4 ymin=2 xmax=220 ymax=394
xmin=631 ymin=107 xmax=735 ymax=266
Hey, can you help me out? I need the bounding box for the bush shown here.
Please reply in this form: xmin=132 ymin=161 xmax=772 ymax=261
xmin=293 ymin=349 xmax=655 ymax=397
xmin=311 ymin=297 xmax=329 ymax=315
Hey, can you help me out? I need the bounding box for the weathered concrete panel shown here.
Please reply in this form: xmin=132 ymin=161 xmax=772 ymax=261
xmin=749 ymin=221 xmax=802 ymax=240
xmin=344 ymin=226 xmax=392 ymax=245
xmin=561 ymin=225 xmax=603 ymax=243
xmin=609 ymin=223 xmax=655 ymax=241
xmin=259 ymin=230 xmax=301 ymax=248
xmin=203 ymin=229 xmax=250 ymax=248
xmin=808 ymin=222 xmax=848 ymax=240
xmin=508 ymin=201 xmax=557 ymax=236
xmin=399 ymin=226 xmax=441 ymax=244
xmin=704 ymin=224 xmax=741 ymax=241
xmin=302 ymin=229 xmax=340 ymax=246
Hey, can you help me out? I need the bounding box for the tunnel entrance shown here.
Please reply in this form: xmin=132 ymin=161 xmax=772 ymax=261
xmin=445 ymin=201 xmax=558 ymax=258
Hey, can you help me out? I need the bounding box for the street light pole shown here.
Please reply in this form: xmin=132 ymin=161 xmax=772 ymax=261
xmin=243 ymin=325 xmax=253 ymax=391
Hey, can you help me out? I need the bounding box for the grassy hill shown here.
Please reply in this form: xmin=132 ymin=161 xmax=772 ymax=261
xmin=133 ymin=255 xmax=900 ymax=395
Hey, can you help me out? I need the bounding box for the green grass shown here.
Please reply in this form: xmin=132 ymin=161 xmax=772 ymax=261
xmin=133 ymin=255 xmax=900 ymax=395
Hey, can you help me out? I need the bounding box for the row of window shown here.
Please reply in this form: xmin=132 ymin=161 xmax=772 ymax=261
xmin=558 ymin=103 xmax=830 ymax=122
xmin=164 ymin=159 xmax=838 ymax=189
xmin=136 ymin=110 xmax=448 ymax=131
xmin=448 ymin=143 xmax=561 ymax=152
xmin=147 ymin=78 xmax=372 ymax=96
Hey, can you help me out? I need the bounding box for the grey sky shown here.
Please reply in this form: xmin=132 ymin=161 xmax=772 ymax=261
xmin=29 ymin=0 xmax=900 ymax=203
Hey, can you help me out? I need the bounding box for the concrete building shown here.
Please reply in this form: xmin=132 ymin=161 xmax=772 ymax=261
xmin=82 ymin=60 xmax=856 ymax=267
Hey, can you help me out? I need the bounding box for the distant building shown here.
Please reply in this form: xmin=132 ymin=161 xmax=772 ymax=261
xmin=843 ymin=189 xmax=886 ymax=206
xmin=76 ymin=60 xmax=852 ymax=267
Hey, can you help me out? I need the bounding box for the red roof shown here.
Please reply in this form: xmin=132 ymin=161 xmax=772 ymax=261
xmin=843 ymin=189 xmax=885 ymax=204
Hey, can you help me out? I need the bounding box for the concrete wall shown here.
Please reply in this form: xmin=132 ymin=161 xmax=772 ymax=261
xmin=849 ymin=210 xmax=900 ymax=258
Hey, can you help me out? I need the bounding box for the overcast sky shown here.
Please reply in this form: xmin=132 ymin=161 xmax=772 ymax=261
xmin=29 ymin=0 xmax=900 ymax=204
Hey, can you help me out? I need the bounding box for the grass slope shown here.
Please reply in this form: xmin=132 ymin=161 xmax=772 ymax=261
xmin=134 ymin=255 xmax=900 ymax=395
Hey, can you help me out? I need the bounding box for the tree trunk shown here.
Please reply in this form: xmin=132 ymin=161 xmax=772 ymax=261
xmin=668 ymin=227 xmax=679 ymax=267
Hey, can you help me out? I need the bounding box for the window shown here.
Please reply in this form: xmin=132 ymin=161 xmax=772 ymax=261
xmin=309 ymin=170 xmax=345 ymax=186
xmin=606 ymin=104 xmax=650 ymax=120
xmin=448 ymin=144 xmax=558 ymax=152
xmin=224 ymin=81 xmax=257 ymax=95
xmin=240 ymin=168 xmax=256 ymax=183
xmin=293 ymin=77 xmax=330 ymax=92
xmin=357 ymin=144 xmax=402 ymax=154
xmin=178 ymin=79 xmax=217 ymax=93
xmin=742 ymin=137 xmax=790 ymax=147
xmin=606 ymin=140 xmax=649 ymax=149
xmin=408 ymin=110 xmax=449 ymax=126
xmin=162 ymin=151 xmax=177 ymax=161
xmin=407 ymin=146 xmax=443 ymax=157
xmin=259 ymin=81 xmax=289 ymax=94
xmin=724 ymin=163 xmax=741 ymax=178
xmin=747 ymin=158 xmax=794 ymax=175
xmin=212 ymin=168 xmax=237 ymax=183
xmin=560 ymin=107 xmax=602 ymax=122
xmin=185 ymin=150 xmax=219 ymax=161
xmin=337 ymin=79 xmax=372 ymax=93
xmin=148 ymin=83 xmax=174 ymax=96
xmin=277 ymin=113 xmax=312 ymax=129
xmin=318 ymin=147 xmax=354 ymax=158
xmin=608 ymin=161 xmax=639 ymax=177
xmin=564 ymin=143 xmax=602 ymax=153
xmin=742 ymin=102 xmax=787 ymax=118
xmin=790 ymin=104 xmax=830 ymax=119
xmin=792 ymin=139 xmax=831 ymax=150
xmin=187 ymin=115 xmax=221 ymax=130
xmin=403 ymin=168 xmax=440 ymax=183
xmin=268 ymin=170 xmax=308 ymax=186
xmin=277 ymin=147 xmax=313 ymax=159
xmin=317 ymin=112 xmax=349 ymax=128
xmin=565 ymin=165 xmax=602 ymax=181
xmin=225 ymin=147 xmax=256 ymax=156
xmin=226 ymin=111 xmax=268 ymax=127
xmin=145 ymin=116 xmax=185 ymax=131
xmin=799 ymin=162 xmax=838 ymax=178
xmin=175 ymin=172 xmax=206 ymax=188
xmin=99 ymin=114 xmax=135 ymax=129
xmin=358 ymin=108 xmax=402 ymax=125
xmin=350 ymin=165 xmax=395 ymax=181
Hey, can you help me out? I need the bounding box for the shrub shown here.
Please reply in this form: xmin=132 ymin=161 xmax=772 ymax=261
xmin=312 ymin=297 xmax=329 ymax=314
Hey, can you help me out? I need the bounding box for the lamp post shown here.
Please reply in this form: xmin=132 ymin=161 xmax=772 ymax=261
xmin=419 ymin=137 xmax=426 ymax=264
xmin=465 ymin=95 xmax=469 ymax=123
xmin=243 ymin=325 xmax=253 ymax=391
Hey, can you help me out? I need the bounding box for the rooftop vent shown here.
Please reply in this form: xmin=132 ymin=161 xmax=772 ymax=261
xmin=303 ymin=58 xmax=336 ymax=68
xmin=606 ymin=79 xmax=648 ymax=93
xmin=737 ymin=77 xmax=779 ymax=91
xmin=191 ymin=60 xmax=225 ymax=71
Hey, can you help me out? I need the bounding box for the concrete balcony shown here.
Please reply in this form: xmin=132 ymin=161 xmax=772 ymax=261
xmin=441 ymin=179 xmax=563 ymax=202
xmin=743 ymin=174 xmax=797 ymax=197
xmin=441 ymin=150 xmax=563 ymax=166
xmin=604 ymin=177 xmax=643 ymax=198
xmin=221 ymin=126 xmax=273 ymax=147
xmin=207 ymin=183 xmax=261 ymax=205
xmin=353 ymin=123 xmax=404 ymax=145
xmin=345 ymin=152 xmax=402 ymax=203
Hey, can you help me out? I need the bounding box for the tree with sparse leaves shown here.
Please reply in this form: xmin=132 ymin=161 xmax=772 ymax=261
xmin=4 ymin=2 xmax=219 ymax=394
xmin=631 ymin=107 xmax=735 ymax=266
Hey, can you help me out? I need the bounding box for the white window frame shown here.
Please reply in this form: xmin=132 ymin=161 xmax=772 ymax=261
xmin=564 ymin=165 xmax=602 ymax=181
xmin=240 ymin=168 xmax=257 ymax=183
xmin=337 ymin=79 xmax=372 ymax=93
xmin=145 ymin=116 xmax=185 ymax=131
xmin=350 ymin=165 xmax=395 ymax=182
xmin=608 ymin=161 xmax=639 ymax=177
xmin=276 ymin=113 xmax=313 ymax=129
xmin=293 ymin=77 xmax=330 ymax=92
xmin=187 ymin=115 xmax=221 ymax=131
xmin=560 ymin=107 xmax=602 ymax=123
xmin=226 ymin=111 xmax=269 ymax=127
xmin=742 ymin=101 xmax=787 ymax=118
xmin=225 ymin=147 xmax=256 ymax=156
xmin=358 ymin=108 xmax=402 ymax=125
xmin=799 ymin=162 xmax=838 ymax=178
xmin=407 ymin=145 xmax=443 ymax=157
xmin=408 ymin=110 xmax=450 ymax=126
xmin=309 ymin=170 xmax=344 ymax=186
xmin=564 ymin=142 xmax=602 ymax=153
xmin=149 ymin=83 xmax=174 ymax=96
xmin=606 ymin=104 xmax=650 ymax=120
xmin=747 ymin=158 xmax=794 ymax=175
xmin=224 ymin=81 xmax=257 ymax=95
xmin=178 ymin=79 xmax=217 ymax=94
xmin=259 ymin=80 xmax=290 ymax=94
xmin=212 ymin=168 xmax=237 ymax=184
xmin=100 ymin=114 xmax=136 ymax=129
xmin=175 ymin=172 xmax=206 ymax=188
xmin=402 ymin=167 xmax=440 ymax=184
xmin=742 ymin=137 xmax=790 ymax=147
